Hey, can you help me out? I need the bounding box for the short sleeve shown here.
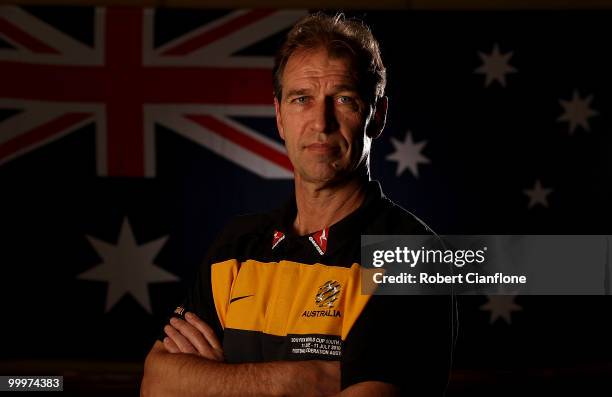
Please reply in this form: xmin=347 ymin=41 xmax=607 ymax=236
xmin=157 ymin=214 xmax=269 ymax=344
xmin=157 ymin=234 xmax=228 ymax=344
xmin=341 ymin=294 xmax=454 ymax=396
xmin=178 ymin=262 xmax=224 ymax=340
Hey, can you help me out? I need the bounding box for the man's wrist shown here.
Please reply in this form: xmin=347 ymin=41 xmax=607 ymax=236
xmin=246 ymin=361 xmax=295 ymax=397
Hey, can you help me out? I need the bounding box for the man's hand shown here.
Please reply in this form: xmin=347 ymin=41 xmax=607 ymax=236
xmin=163 ymin=312 xmax=224 ymax=361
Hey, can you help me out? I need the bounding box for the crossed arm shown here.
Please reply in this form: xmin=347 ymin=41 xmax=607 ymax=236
xmin=140 ymin=312 xmax=399 ymax=397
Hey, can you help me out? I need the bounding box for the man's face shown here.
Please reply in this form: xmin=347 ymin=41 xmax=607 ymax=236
xmin=275 ymin=48 xmax=375 ymax=185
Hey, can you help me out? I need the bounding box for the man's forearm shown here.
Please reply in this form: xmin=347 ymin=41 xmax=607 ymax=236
xmin=331 ymin=381 xmax=399 ymax=397
xmin=141 ymin=342 xmax=337 ymax=397
xmin=142 ymin=348 xmax=283 ymax=397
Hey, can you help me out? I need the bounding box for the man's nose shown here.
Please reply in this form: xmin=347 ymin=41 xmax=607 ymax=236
xmin=311 ymin=97 xmax=339 ymax=134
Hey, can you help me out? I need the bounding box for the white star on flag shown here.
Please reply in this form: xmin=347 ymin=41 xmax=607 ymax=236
xmin=78 ymin=217 xmax=179 ymax=313
xmin=386 ymin=131 xmax=430 ymax=178
xmin=474 ymin=43 xmax=517 ymax=87
xmin=523 ymin=179 xmax=553 ymax=209
xmin=479 ymin=293 xmax=523 ymax=324
xmin=557 ymin=90 xmax=598 ymax=135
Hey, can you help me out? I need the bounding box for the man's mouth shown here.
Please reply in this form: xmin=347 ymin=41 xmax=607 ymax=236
xmin=304 ymin=143 xmax=337 ymax=153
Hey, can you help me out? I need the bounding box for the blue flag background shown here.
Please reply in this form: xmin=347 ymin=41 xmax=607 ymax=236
xmin=1 ymin=5 xmax=611 ymax=395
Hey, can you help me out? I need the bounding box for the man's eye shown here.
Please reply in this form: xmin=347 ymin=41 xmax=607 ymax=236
xmin=337 ymin=96 xmax=354 ymax=104
xmin=292 ymin=96 xmax=309 ymax=104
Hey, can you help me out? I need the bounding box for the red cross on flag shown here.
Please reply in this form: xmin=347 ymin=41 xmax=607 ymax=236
xmin=0 ymin=7 xmax=299 ymax=178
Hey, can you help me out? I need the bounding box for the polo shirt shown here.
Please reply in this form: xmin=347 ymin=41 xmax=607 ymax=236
xmin=169 ymin=180 xmax=453 ymax=395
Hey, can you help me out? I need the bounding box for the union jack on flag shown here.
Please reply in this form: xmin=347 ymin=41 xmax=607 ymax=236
xmin=0 ymin=6 xmax=303 ymax=178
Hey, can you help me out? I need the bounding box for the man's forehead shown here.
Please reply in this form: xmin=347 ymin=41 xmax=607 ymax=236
xmin=282 ymin=48 xmax=358 ymax=86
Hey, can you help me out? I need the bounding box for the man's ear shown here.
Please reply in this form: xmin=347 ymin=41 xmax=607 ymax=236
xmin=274 ymin=97 xmax=285 ymax=141
xmin=367 ymin=96 xmax=388 ymax=139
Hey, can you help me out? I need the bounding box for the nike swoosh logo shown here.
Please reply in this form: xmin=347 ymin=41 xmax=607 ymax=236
xmin=230 ymin=294 xmax=254 ymax=304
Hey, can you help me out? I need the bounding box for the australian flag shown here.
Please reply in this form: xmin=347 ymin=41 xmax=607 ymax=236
xmin=1 ymin=5 xmax=611 ymax=396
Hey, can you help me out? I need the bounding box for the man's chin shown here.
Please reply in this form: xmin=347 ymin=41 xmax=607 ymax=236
xmin=296 ymin=168 xmax=352 ymax=187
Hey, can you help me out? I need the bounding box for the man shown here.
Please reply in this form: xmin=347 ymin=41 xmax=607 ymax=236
xmin=142 ymin=13 xmax=452 ymax=397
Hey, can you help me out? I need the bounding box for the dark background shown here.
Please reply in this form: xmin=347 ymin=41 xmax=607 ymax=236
xmin=1 ymin=5 xmax=611 ymax=395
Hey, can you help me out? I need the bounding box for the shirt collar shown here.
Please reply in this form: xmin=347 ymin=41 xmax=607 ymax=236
xmin=272 ymin=180 xmax=386 ymax=256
